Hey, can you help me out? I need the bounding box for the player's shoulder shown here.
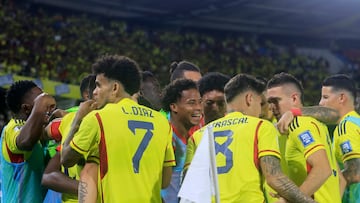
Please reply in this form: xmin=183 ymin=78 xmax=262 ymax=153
xmin=5 ymin=119 xmax=24 ymax=134
xmin=289 ymin=116 xmax=321 ymax=132
xmin=337 ymin=113 xmax=360 ymax=136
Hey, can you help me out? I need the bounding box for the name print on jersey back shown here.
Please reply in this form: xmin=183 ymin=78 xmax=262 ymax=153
xmin=121 ymin=106 xmax=154 ymax=118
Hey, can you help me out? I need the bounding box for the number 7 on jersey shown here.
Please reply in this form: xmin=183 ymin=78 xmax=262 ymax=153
xmin=128 ymin=120 xmax=154 ymax=173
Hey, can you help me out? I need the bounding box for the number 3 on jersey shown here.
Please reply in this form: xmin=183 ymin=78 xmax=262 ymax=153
xmin=128 ymin=120 xmax=154 ymax=173
xmin=214 ymin=130 xmax=234 ymax=174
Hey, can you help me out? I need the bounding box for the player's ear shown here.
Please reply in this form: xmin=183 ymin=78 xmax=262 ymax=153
xmin=113 ymin=81 xmax=125 ymax=96
xmin=245 ymin=92 xmax=252 ymax=107
xmin=291 ymin=93 xmax=300 ymax=104
xmin=21 ymin=103 xmax=33 ymax=115
xmin=339 ymin=92 xmax=347 ymax=104
xmin=170 ymin=103 xmax=177 ymax=113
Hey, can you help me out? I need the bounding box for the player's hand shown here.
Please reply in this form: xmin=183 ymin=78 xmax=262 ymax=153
xmin=76 ymin=100 xmax=97 ymax=119
xmin=33 ymin=93 xmax=56 ymax=123
xmin=274 ymin=197 xmax=288 ymax=203
xmin=276 ymin=111 xmax=294 ymax=135
xmin=49 ymin=108 xmax=68 ymax=120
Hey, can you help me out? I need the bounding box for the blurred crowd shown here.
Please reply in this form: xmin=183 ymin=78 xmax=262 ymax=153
xmin=1 ymin=2 xmax=334 ymax=103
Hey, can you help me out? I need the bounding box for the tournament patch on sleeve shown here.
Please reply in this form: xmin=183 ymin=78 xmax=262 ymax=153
xmin=298 ymin=131 xmax=315 ymax=147
xmin=340 ymin=140 xmax=352 ymax=154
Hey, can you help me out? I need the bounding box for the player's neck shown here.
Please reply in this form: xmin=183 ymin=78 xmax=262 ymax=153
xmin=339 ymin=106 xmax=355 ymax=121
xmin=170 ymin=119 xmax=190 ymax=140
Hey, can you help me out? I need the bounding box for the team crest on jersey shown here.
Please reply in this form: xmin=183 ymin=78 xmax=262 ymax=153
xmin=298 ymin=131 xmax=314 ymax=147
xmin=340 ymin=141 xmax=352 ymax=154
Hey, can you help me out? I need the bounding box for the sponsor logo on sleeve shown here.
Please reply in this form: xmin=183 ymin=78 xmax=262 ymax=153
xmin=298 ymin=131 xmax=315 ymax=147
xmin=340 ymin=141 xmax=352 ymax=154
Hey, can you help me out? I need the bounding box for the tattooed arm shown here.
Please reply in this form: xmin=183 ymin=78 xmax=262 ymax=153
xmin=301 ymin=106 xmax=340 ymax=124
xmin=260 ymin=156 xmax=316 ymax=203
xmin=343 ymin=158 xmax=360 ymax=186
xmin=79 ymin=162 xmax=98 ymax=203
xmin=277 ymin=106 xmax=339 ymax=134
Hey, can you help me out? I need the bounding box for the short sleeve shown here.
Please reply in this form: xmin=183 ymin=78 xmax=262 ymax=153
xmin=184 ymin=130 xmax=202 ymax=170
xmin=257 ymin=120 xmax=281 ymax=159
xmin=69 ymin=113 xmax=100 ymax=156
xmin=290 ymin=119 xmax=325 ymax=159
xmin=164 ymin=126 xmax=176 ymax=167
xmin=5 ymin=125 xmax=23 ymax=154
xmin=335 ymin=122 xmax=360 ymax=163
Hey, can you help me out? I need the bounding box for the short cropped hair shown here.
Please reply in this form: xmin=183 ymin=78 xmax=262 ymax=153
xmin=170 ymin=60 xmax=200 ymax=82
xmin=267 ymin=72 xmax=304 ymax=104
xmin=225 ymin=74 xmax=265 ymax=103
xmin=198 ymin=72 xmax=230 ymax=97
xmin=92 ymin=55 xmax=141 ymax=95
xmin=6 ymin=80 xmax=37 ymax=114
xmin=161 ymin=79 xmax=198 ymax=112
xmin=322 ymin=74 xmax=357 ymax=100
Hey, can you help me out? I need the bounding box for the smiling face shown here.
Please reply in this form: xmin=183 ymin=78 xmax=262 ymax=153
xmin=202 ymin=90 xmax=226 ymax=124
xmin=266 ymin=86 xmax=294 ymax=120
xmin=171 ymin=88 xmax=202 ymax=129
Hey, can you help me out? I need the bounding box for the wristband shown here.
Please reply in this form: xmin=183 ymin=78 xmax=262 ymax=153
xmin=290 ymin=108 xmax=302 ymax=116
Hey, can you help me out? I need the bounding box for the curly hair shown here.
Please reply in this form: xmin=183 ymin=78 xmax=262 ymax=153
xmin=198 ymin=72 xmax=230 ymax=96
xmin=6 ymin=80 xmax=37 ymax=114
xmin=92 ymin=55 xmax=141 ymax=95
xmin=161 ymin=79 xmax=198 ymax=112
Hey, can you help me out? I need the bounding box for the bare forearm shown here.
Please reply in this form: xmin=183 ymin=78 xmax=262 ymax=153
xmin=63 ymin=115 xmax=82 ymax=147
xmin=260 ymin=156 xmax=315 ymax=203
xmin=269 ymin=174 xmax=315 ymax=203
xmin=61 ymin=116 xmax=83 ymax=167
xmin=79 ymin=163 xmax=98 ymax=203
xmin=17 ymin=111 xmax=48 ymax=150
xmin=42 ymin=172 xmax=78 ymax=194
xmin=299 ymin=168 xmax=331 ymax=196
xmin=343 ymin=158 xmax=360 ymax=185
xmin=301 ymin=106 xmax=339 ymax=124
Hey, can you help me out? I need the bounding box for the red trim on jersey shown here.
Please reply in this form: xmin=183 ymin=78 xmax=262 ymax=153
xmin=343 ymin=153 xmax=360 ymax=160
xmin=304 ymin=144 xmax=324 ymax=158
xmin=5 ymin=141 xmax=24 ymax=163
xmin=70 ymin=140 xmax=87 ymax=153
xmin=259 ymin=150 xmax=281 ymax=156
xmin=310 ymin=121 xmax=320 ymax=135
xmin=50 ymin=120 xmax=62 ymax=142
xmin=171 ymin=124 xmax=188 ymax=145
xmin=95 ymin=113 xmax=108 ymax=180
xmin=253 ymin=120 xmax=263 ymax=170
xmin=188 ymin=117 xmax=204 ymax=135
xmin=184 ymin=163 xmax=191 ymax=168
xmin=188 ymin=134 xmax=196 ymax=144
xmin=165 ymin=160 xmax=176 ymax=163
xmin=56 ymin=145 xmax=61 ymax=152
